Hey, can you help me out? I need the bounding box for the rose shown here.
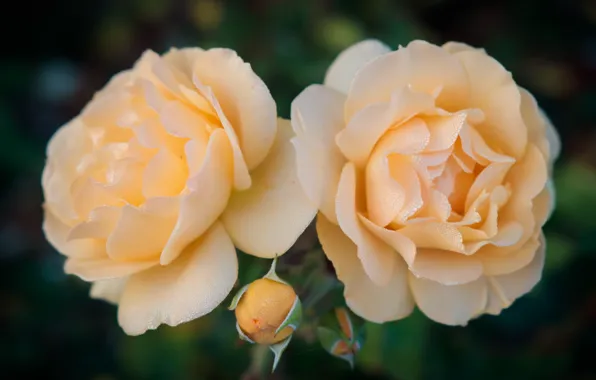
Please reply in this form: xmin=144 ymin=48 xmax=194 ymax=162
xmin=291 ymin=40 xmax=560 ymax=325
xmin=42 ymin=47 xmax=316 ymax=335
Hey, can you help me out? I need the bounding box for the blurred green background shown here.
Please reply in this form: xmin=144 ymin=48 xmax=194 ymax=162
xmin=1 ymin=0 xmax=595 ymax=379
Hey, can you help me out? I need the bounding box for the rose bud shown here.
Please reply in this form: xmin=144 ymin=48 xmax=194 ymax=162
xmin=317 ymin=307 xmax=365 ymax=368
xmin=229 ymin=258 xmax=302 ymax=371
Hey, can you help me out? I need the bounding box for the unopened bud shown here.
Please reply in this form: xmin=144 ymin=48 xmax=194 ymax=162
xmin=317 ymin=307 xmax=365 ymax=368
xmin=229 ymin=258 xmax=302 ymax=372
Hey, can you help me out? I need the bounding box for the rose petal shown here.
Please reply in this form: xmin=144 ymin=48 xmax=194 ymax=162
xmin=519 ymin=87 xmax=560 ymax=166
xmin=465 ymin=162 xmax=513 ymax=211
xmin=480 ymin=234 xmax=541 ymax=276
xmin=142 ymin=148 xmax=188 ymax=198
xmin=484 ymin=234 xmax=545 ymax=315
xmin=409 ymin=274 xmax=488 ymax=326
xmin=346 ymin=40 xmax=469 ymax=119
xmin=399 ymin=222 xmax=465 ymax=253
xmin=290 ymin=85 xmax=346 ymax=224
xmin=192 ymin=48 xmax=277 ymax=170
xmin=324 ymin=39 xmax=391 ymax=94
xmin=160 ymin=128 xmax=233 ymax=265
xmin=409 ymin=248 xmax=483 ymax=285
xmin=424 ymin=113 xmax=466 ymax=151
xmin=43 ymin=209 xmax=104 ymax=259
xmin=90 ymin=278 xmax=128 ymax=304
xmin=106 ymin=198 xmax=178 ymax=261
xmin=337 ymin=89 xmax=435 ymax=167
xmin=193 ymin=78 xmax=252 ymax=190
xmin=336 ymin=163 xmax=397 ymax=286
xmin=442 ymin=41 xmax=484 ymax=54
xmin=68 ymin=206 xmax=121 ymax=240
xmin=365 ymin=152 xmax=405 ymax=227
xmin=117 ymin=222 xmax=237 ymax=336
xmin=64 ymin=256 xmax=157 ymax=282
xmin=358 ymin=215 xmax=417 ymax=267
xmin=317 ymin=214 xmax=414 ymax=322
xmin=221 ymin=119 xmax=317 ymax=258
xmin=453 ymin=49 xmax=527 ymax=158
xmin=505 ymin=144 xmax=548 ymax=202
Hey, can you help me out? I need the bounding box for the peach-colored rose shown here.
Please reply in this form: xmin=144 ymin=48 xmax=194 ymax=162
xmin=42 ymin=47 xmax=316 ymax=335
xmin=291 ymin=40 xmax=560 ymax=325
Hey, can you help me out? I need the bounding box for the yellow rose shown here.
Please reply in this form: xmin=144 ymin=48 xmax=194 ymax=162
xmin=234 ymin=278 xmax=297 ymax=345
xmin=42 ymin=47 xmax=316 ymax=335
xmin=291 ymin=40 xmax=560 ymax=325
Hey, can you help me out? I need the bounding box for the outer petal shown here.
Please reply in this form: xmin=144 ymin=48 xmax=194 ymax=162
xmin=409 ymin=274 xmax=488 ymax=326
xmin=90 ymin=278 xmax=128 ymax=304
xmin=291 ymin=85 xmax=346 ymax=224
xmin=160 ymin=129 xmax=233 ymax=265
xmin=117 ymin=222 xmax=237 ymax=336
xmin=452 ymin=49 xmax=527 ymax=158
xmin=519 ymin=87 xmax=560 ymax=166
xmin=43 ymin=209 xmax=104 ymax=259
xmin=485 ymin=234 xmax=545 ymax=315
xmin=324 ymin=39 xmax=391 ymax=94
xmin=346 ymin=40 xmax=469 ymax=119
xmin=317 ymin=214 xmax=414 ymax=323
xmin=64 ymin=256 xmax=157 ymax=281
xmin=221 ymin=119 xmax=317 ymax=258
xmin=192 ymin=48 xmax=277 ymax=170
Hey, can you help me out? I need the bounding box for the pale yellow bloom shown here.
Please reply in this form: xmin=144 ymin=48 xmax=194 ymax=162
xmin=42 ymin=47 xmax=316 ymax=335
xmin=291 ymin=40 xmax=560 ymax=325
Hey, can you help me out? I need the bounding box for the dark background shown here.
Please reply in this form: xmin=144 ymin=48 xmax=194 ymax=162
xmin=1 ymin=0 xmax=595 ymax=379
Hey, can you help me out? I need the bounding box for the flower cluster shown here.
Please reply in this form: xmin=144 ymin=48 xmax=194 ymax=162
xmin=42 ymin=38 xmax=559 ymax=366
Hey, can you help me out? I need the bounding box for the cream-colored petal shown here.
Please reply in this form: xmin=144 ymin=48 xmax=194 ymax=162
xmin=71 ymin=178 xmax=125 ymax=221
xmin=480 ymin=234 xmax=541 ymax=276
xmin=485 ymin=234 xmax=545 ymax=315
xmin=117 ymin=222 xmax=237 ymax=336
xmin=410 ymin=249 xmax=483 ymax=285
xmin=90 ymin=278 xmax=128 ymax=304
xmin=465 ymin=162 xmax=513 ymax=211
xmin=160 ymin=129 xmax=233 ymax=265
xmin=317 ymin=214 xmax=414 ymax=323
xmin=64 ymin=256 xmax=157 ymax=281
xmin=106 ymin=198 xmax=178 ymax=261
xmin=68 ymin=206 xmax=121 ymax=240
xmin=290 ymin=85 xmax=346 ymax=224
xmin=142 ymin=148 xmax=187 ymax=198
xmin=346 ymin=40 xmax=469 ymax=120
xmin=336 ymin=163 xmax=397 ymax=286
xmin=453 ymin=50 xmax=527 ymax=158
xmin=399 ymin=222 xmax=465 ymax=253
xmin=192 ymin=78 xmax=251 ymax=190
xmin=533 ymin=179 xmax=556 ymax=226
xmin=442 ymin=41 xmax=484 ymax=54
xmin=337 ymin=89 xmax=435 ymax=167
xmin=424 ymin=113 xmax=466 ymax=151
xmin=505 ymin=144 xmax=548 ymax=202
xmin=135 ymin=116 xmax=186 ymax=153
xmin=358 ymin=215 xmax=417 ymax=267
xmin=389 ymin=155 xmax=424 ymax=223
xmin=221 ymin=119 xmax=316 ymax=258
xmin=43 ymin=209 xmax=104 ymax=259
xmin=409 ymin=274 xmax=487 ymax=326
xmin=159 ymin=100 xmax=211 ymax=140
xmin=519 ymin=87 xmax=560 ymax=166
xmin=324 ymin=39 xmax=391 ymax=94
xmin=365 ymin=152 xmax=404 ymax=227
xmin=192 ymin=48 xmax=277 ymax=170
